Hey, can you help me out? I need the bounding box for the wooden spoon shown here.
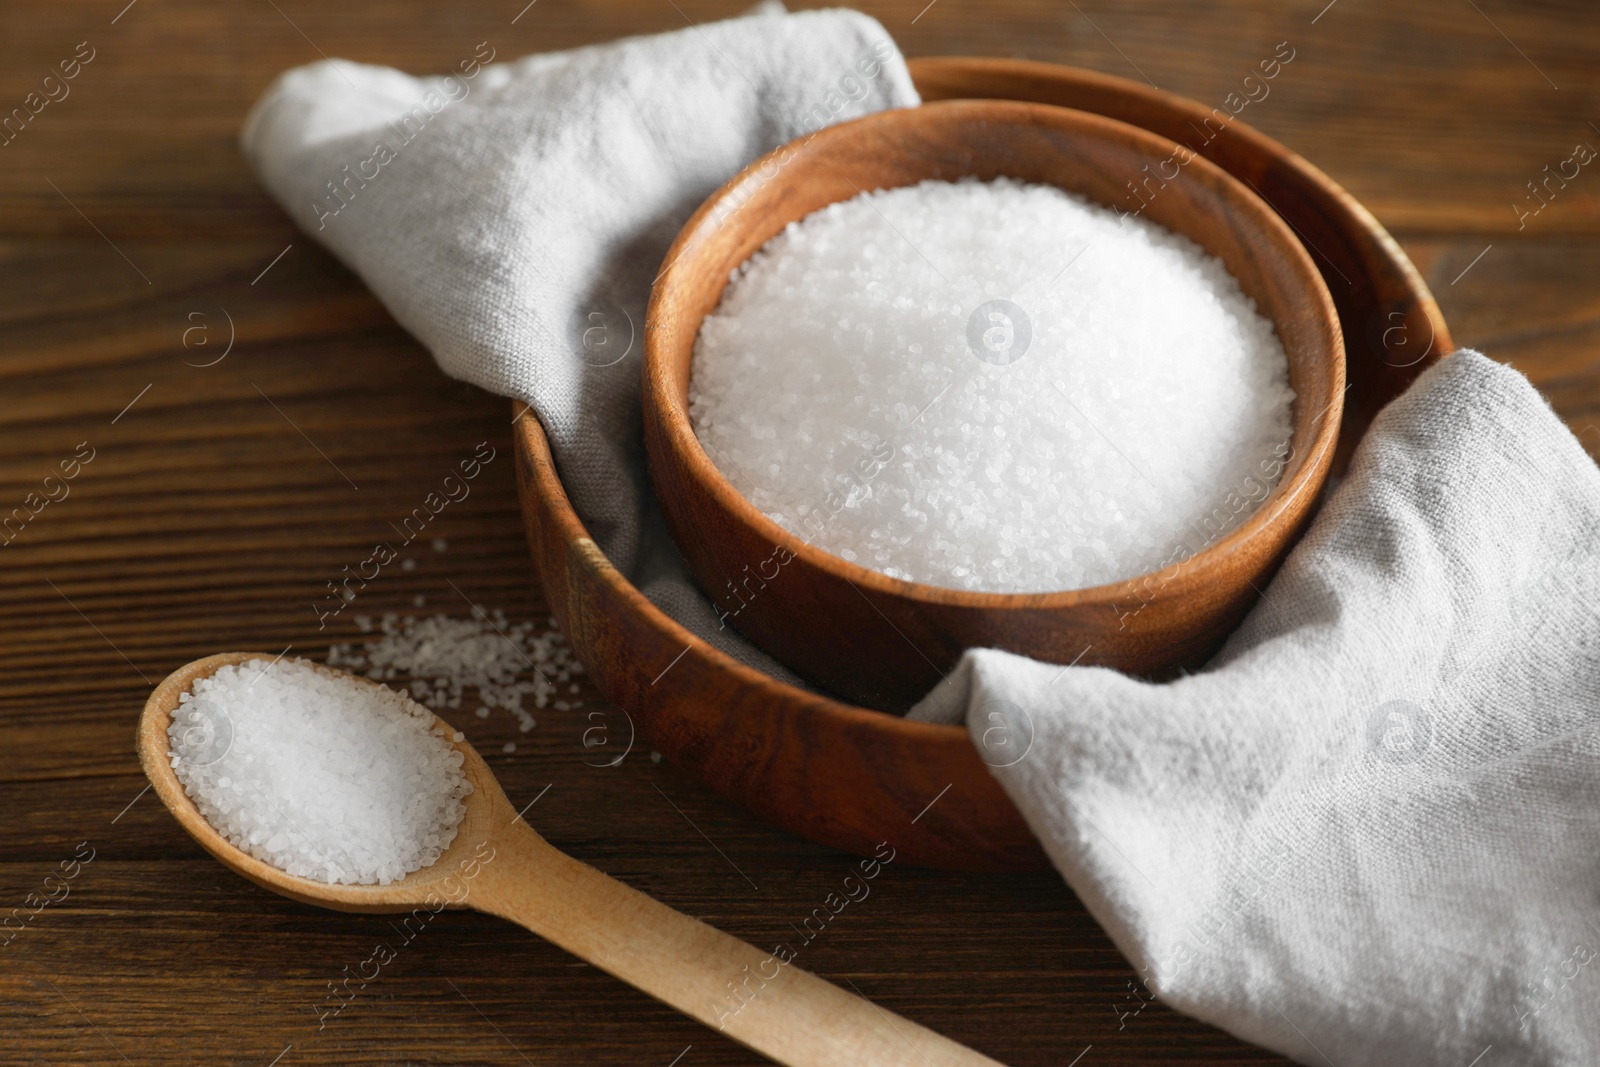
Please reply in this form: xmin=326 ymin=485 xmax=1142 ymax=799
xmin=138 ymin=652 xmax=1004 ymax=1067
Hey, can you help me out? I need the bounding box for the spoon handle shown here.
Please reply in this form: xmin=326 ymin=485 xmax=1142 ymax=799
xmin=468 ymin=818 xmax=1005 ymax=1067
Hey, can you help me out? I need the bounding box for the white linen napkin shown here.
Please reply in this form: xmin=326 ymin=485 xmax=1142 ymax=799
xmin=242 ymin=10 xmax=1600 ymax=1065
xmin=241 ymin=4 xmax=916 ymax=584
xmin=914 ymin=349 xmax=1600 ymax=1067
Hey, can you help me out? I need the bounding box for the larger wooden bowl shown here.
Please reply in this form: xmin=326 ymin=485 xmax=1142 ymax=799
xmin=512 ymin=58 xmax=1452 ymax=872
xmin=643 ymin=99 xmax=1345 ymax=712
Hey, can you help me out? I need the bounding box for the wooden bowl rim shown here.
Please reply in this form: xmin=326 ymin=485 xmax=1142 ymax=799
xmin=644 ymin=97 xmax=1345 ymax=611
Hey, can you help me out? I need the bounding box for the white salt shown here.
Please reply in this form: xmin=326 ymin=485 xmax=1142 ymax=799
xmin=328 ymin=611 xmax=582 ymax=734
xmin=690 ymin=177 xmax=1296 ymax=593
xmin=168 ymin=659 xmax=471 ymax=885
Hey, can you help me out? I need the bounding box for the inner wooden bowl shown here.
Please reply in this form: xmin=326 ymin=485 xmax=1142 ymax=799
xmin=643 ymin=99 xmax=1345 ymax=711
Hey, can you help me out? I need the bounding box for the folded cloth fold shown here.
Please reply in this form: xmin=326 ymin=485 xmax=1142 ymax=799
xmin=913 ymin=350 xmax=1600 ymax=1067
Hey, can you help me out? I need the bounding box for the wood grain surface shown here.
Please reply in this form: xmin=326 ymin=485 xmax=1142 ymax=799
xmin=1 ymin=1 xmax=1595 ymax=1065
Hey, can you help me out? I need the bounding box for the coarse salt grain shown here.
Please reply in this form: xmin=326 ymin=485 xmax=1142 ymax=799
xmin=328 ymin=611 xmax=581 ymax=734
xmin=690 ymin=177 xmax=1296 ymax=593
xmin=168 ymin=659 xmax=470 ymax=886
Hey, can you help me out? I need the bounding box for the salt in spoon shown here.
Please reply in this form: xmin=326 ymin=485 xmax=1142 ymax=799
xmin=137 ymin=652 xmax=1004 ymax=1067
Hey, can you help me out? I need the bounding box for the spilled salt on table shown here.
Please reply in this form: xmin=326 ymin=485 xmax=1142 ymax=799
xmin=689 ymin=177 xmax=1296 ymax=594
xmin=168 ymin=658 xmax=470 ymax=886
xmin=329 ymin=610 xmax=583 ymax=734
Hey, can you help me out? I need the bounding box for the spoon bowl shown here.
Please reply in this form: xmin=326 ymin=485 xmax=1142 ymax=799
xmin=139 ymin=651 xmax=517 ymax=913
xmin=139 ymin=652 xmax=1003 ymax=1067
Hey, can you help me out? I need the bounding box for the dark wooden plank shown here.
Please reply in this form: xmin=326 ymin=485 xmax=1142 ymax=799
xmin=1 ymin=1 xmax=1597 ymax=236
xmin=1403 ymin=234 xmax=1600 ymax=450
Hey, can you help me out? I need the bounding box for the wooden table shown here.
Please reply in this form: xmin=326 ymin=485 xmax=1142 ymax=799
xmin=2 ymin=1 xmax=1595 ymax=1063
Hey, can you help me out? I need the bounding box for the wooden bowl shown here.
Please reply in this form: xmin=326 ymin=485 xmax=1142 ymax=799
xmin=513 ymin=58 xmax=1452 ymax=872
xmin=642 ymin=99 xmax=1345 ymax=711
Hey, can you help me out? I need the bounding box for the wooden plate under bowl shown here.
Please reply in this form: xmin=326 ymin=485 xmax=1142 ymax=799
xmin=512 ymin=58 xmax=1452 ymax=872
